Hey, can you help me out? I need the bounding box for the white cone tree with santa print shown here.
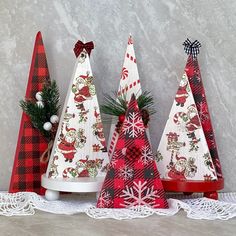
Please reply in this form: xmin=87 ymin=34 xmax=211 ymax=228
xmin=156 ymin=39 xmax=223 ymax=199
xmin=42 ymin=40 xmax=109 ymax=200
xmin=157 ymin=72 xmax=217 ymax=181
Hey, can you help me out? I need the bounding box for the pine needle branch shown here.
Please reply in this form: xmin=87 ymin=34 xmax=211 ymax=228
xmin=19 ymin=80 xmax=60 ymax=140
xmin=100 ymin=90 xmax=156 ymax=117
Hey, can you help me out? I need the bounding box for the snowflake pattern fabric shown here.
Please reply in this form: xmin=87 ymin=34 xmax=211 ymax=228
xmin=123 ymin=112 xmax=145 ymax=138
xmin=97 ymin=94 xmax=168 ymax=209
xmin=120 ymin=181 xmax=160 ymax=208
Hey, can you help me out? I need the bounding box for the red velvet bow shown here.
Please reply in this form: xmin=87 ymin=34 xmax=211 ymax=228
xmin=73 ymin=40 xmax=94 ymax=57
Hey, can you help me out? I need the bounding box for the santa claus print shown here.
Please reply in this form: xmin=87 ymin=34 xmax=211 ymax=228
xmin=186 ymin=105 xmax=201 ymax=142
xmin=58 ymin=126 xmax=78 ymax=162
xmin=167 ymin=155 xmax=197 ymax=180
xmin=173 ymin=104 xmax=201 ymax=151
xmin=72 ymin=72 xmax=96 ymax=111
xmin=168 ymin=155 xmax=187 ymax=180
xmin=175 ymin=74 xmax=189 ymax=107
xmin=62 ymin=156 xmax=104 ymax=178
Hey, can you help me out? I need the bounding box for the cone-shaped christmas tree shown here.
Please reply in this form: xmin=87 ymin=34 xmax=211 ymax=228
xmin=156 ymin=39 xmax=223 ymax=199
xmin=184 ymin=40 xmax=223 ymax=178
xmin=107 ymin=35 xmax=142 ymax=158
xmin=97 ymin=94 xmax=168 ymax=208
xmin=42 ymin=40 xmax=109 ymax=199
xmin=9 ymin=32 xmax=50 ymax=195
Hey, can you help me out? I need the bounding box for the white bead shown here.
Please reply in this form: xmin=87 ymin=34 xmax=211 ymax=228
xmin=36 ymin=101 xmax=44 ymax=108
xmin=50 ymin=115 xmax=59 ymax=124
xmin=35 ymin=92 xmax=43 ymax=101
xmin=43 ymin=122 xmax=52 ymax=131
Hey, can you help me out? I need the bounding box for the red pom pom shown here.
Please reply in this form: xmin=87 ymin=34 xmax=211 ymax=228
xmin=118 ymin=114 xmax=125 ymax=123
xmin=126 ymin=147 xmax=141 ymax=161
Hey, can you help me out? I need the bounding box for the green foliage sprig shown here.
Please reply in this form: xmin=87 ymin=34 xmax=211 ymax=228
xmin=101 ymin=91 xmax=156 ymax=117
xmin=20 ymin=80 xmax=60 ymax=140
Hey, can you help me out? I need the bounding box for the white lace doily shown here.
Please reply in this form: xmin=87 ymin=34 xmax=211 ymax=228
xmin=1 ymin=191 xmax=236 ymax=220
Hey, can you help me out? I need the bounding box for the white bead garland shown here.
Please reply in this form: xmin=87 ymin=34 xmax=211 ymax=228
xmin=35 ymin=91 xmax=43 ymax=101
xmin=50 ymin=115 xmax=59 ymax=124
xmin=43 ymin=122 xmax=52 ymax=131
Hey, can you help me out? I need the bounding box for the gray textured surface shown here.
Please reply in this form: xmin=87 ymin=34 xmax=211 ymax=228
xmin=0 ymin=210 xmax=235 ymax=236
xmin=0 ymin=0 xmax=235 ymax=191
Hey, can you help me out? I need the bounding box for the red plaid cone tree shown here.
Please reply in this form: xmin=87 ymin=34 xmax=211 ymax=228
xmin=9 ymin=32 xmax=50 ymax=195
xmin=156 ymin=39 xmax=223 ymax=199
xmin=97 ymin=94 xmax=168 ymax=208
xmin=184 ymin=41 xmax=223 ymax=178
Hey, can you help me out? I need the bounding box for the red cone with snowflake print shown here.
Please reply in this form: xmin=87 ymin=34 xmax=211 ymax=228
xmin=97 ymin=94 xmax=168 ymax=208
xmin=9 ymin=32 xmax=49 ymax=195
xmin=41 ymin=39 xmax=109 ymax=199
xmin=156 ymin=39 xmax=223 ymax=199
xmin=107 ymin=35 xmax=143 ymax=159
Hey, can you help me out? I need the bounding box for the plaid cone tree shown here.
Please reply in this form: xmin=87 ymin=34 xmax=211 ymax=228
xmin=107 ymin=35 xmax=143 ymax=159
xmin=9 ymin=32 xmax=50 ymax=195
xmin=97 ymin=94 xmax=168 ymax=208
xmin=184 ymin=39 xmax=223 ymax=178
xmin=156 ymin=39 xmax=223 ymax=196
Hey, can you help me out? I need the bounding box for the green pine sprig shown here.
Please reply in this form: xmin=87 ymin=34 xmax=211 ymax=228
xmin=100 ymin=91 xmax=156 ymax=117
xmin=20 ymin=80 xmax=60 ymax=140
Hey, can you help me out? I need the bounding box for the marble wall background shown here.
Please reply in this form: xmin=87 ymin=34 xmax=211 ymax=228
xmin=0 ymin=0 xmax=235 ymax=191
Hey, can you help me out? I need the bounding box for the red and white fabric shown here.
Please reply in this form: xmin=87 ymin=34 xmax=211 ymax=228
xmin=107 ymin=35 xmax=142 ymax=159
xmin=97 ymin=94 xmax=168 ymax=208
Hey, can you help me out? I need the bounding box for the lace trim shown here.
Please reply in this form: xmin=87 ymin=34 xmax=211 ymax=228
xmin=1 ymin=192 xmax=236 ymax=220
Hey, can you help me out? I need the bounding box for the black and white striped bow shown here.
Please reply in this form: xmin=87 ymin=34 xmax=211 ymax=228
xmin=183 ymin=38 xmax=201 ymax=58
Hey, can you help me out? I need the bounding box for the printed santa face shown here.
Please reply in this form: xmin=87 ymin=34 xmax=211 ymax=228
xmin=187 ymin=105 xmax=198 ymax=119
xmin=65 ymin=130 xmax=77 ymax=143
xmin=175 ymin=158 xmax=187 ymax=172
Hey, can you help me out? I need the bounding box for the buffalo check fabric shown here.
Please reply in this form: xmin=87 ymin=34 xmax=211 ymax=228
xmin=185 ymin=55 xmax=223 ymax=178
xmin=97 ymin=94 xmax=168 ymax=209
xmin=156 ymin=39 xmax=221 ymax=182
xmin=9 ymin=32 xmax=49 ymax=195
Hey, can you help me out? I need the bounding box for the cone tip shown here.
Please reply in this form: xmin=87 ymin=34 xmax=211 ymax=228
xmin=36 ymin=31 xmax=42 ymax=37
xmin=131 ymin=93 xmax=136 ymax=100
xmin=128 ymin=34 xmax=134 ymax=45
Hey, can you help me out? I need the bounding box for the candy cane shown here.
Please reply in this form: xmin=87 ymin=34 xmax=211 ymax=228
xmin=62 ymin=167 xmax=78 ymax=178
xmin=108 ymin=131 xmax=119 ymax=158
xmin=126 ymin=53 xmax=136 ymax=63
xmin=173 ymin=112 xmax=187 ymax=124
xmin=117 ymin=80 xmax=140 ymax=96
